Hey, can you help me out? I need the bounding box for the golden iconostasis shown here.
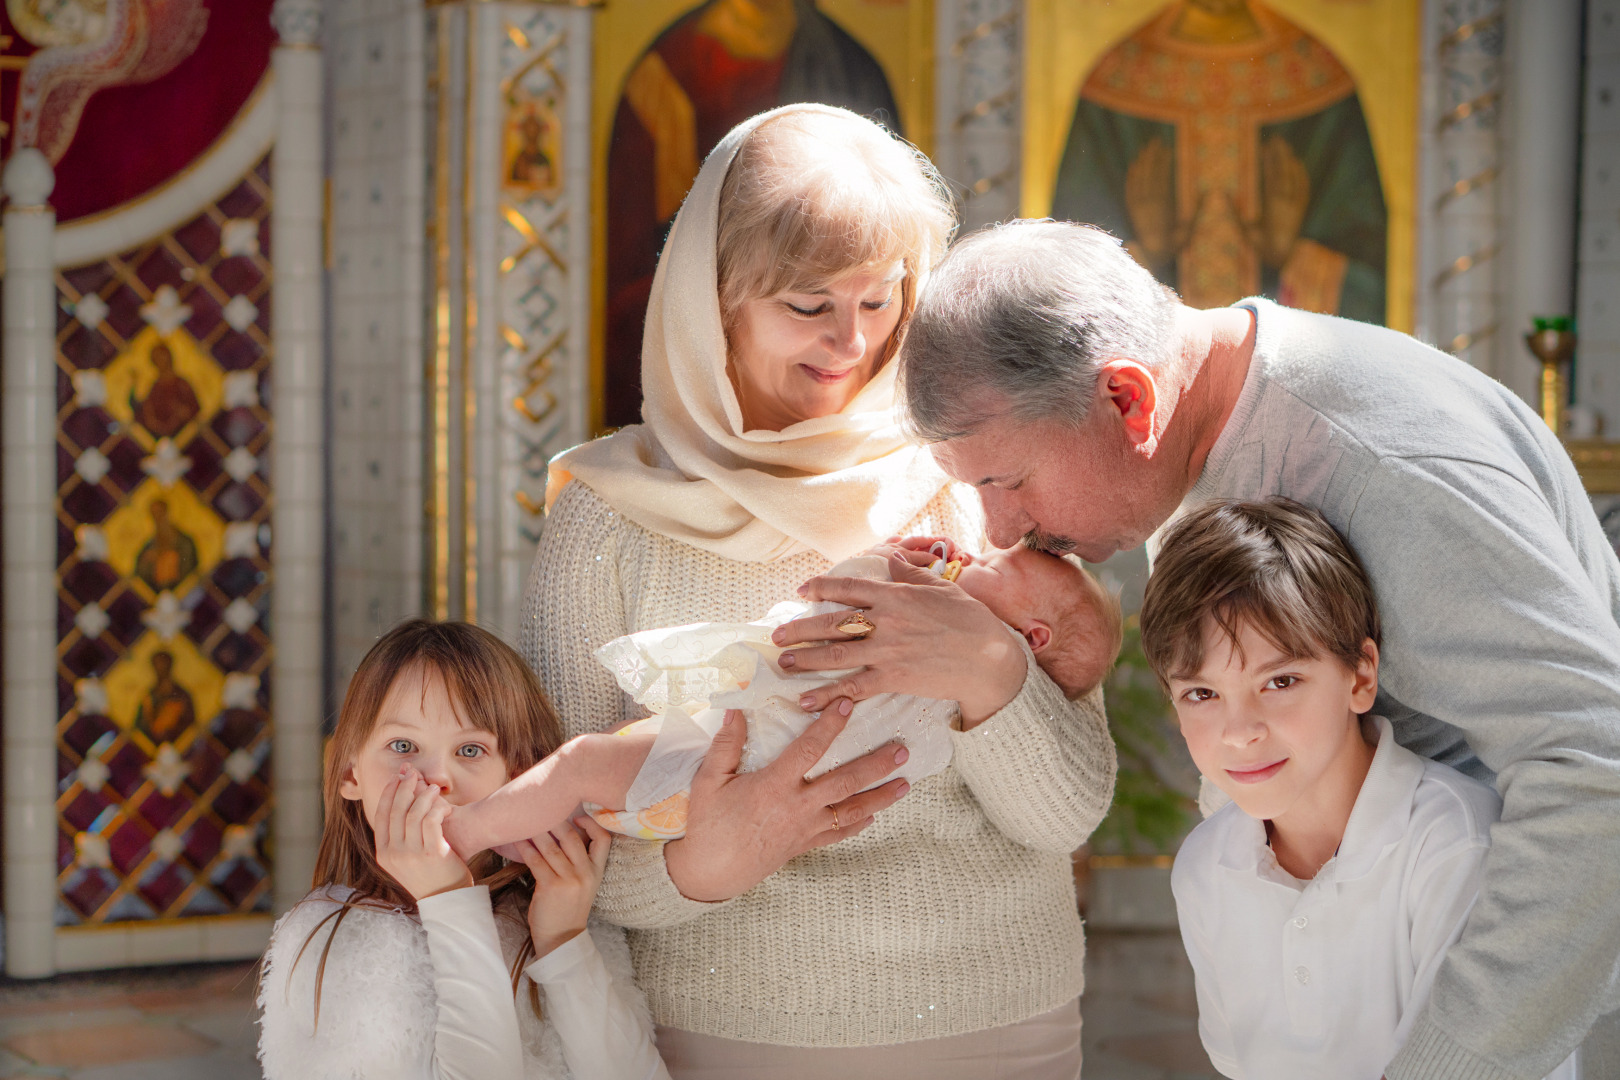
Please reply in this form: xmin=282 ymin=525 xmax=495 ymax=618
xmin=588 ymin=0 xmax=1421 ymax=426
xmin=1023 ymin=0 xmax=1419 ymax=331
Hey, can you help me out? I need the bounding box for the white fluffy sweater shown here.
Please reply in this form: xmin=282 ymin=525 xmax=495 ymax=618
xmin=519 ymin=480 xmax=1118 ymax=1047
xmin=257 ymin=885 xmax=655 ymax=1079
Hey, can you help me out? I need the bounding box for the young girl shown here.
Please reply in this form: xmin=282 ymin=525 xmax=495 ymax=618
xmin=256 ymin=619 xmax=669 ymax=1080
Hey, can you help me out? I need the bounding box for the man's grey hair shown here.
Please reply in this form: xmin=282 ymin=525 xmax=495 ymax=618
xmin=900 ymin=219 xmax=1179 ymax=442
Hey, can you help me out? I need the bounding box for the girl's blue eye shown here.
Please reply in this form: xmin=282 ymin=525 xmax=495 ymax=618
xmin=457 ymin=744 xmax=485 ymax=759
xmin=388 ymin=739 xmax=414 ymax=754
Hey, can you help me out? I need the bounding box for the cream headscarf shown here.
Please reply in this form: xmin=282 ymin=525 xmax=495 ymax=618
xmin=548 ymin=104 xmax=948 ymax=564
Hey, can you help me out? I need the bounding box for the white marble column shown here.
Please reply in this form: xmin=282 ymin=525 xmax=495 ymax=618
xmin=1576 ymin=0 xmax=1620 ymax=426
xmin=326 ymin=0 xmax=429 ymax=682
xmin=1502 ymin=0 xmax=1582 ymax=403
xmin=3 ymin=149 xmax=60 ymax=977
xmin=933 ymin=0 xmax=1023 ymax=229
xmin=270 ymin=0 xmax=327 ymax=914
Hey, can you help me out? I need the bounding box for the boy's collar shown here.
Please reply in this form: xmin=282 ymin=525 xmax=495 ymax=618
xmin=1329 ymin=715 xmax=1426 ymax=881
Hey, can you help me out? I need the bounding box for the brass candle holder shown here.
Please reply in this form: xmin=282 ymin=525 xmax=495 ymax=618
xmin=1526 ymin=316 xmax=1576 ymax=435
xmin=1525 ymin=316 xmax=1620 ymax=494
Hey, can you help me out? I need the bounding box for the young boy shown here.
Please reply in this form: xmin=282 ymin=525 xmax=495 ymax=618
xmin=1139 ymin=498 xmax=1576 ymax=1080
xmin=446 ymin=539 xmax=1121 ymax=850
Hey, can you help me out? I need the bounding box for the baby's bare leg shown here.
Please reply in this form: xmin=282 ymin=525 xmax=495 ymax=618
xmin=444 ymin=725 xmax=658 ymax=858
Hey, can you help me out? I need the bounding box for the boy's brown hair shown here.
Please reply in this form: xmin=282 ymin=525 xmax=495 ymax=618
xmin=1139 ymin=497 xmax=1380 ymax=684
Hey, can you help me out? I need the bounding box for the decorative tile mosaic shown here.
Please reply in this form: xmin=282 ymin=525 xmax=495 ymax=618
xmin=53 ymin=157 xmax=275 ymax=926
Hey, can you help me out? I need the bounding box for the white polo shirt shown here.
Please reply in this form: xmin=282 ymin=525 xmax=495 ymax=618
xmin=1171 ymin=716 xmax=1577 ymax=1080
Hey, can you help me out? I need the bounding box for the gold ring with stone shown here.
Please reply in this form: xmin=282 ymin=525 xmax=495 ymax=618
xmin=836 ymin=611 xmax=876 ymax=637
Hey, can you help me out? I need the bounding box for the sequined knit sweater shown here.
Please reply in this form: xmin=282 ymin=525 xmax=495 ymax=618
xmin=518 ymin=480 xmax=1117 ymax=1048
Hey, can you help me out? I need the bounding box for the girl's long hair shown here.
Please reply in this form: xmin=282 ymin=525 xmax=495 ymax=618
xmin=284 ymin=618 xmax=565 ymax=1027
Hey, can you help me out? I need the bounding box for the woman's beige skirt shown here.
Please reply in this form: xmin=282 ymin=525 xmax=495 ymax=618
xmin=655 ymin=998 xmax=1081 ymax=1080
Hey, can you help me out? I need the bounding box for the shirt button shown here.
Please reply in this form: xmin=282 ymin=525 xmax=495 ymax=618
xmin=1293 ymin=916 xmax=1308 ymax=929
xmin=1294 ymin=966 xmax=1311 ymax=985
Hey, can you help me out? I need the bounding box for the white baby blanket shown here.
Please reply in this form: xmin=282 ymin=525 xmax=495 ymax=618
xmin=593 ymin=556 xmax=958 ymax=818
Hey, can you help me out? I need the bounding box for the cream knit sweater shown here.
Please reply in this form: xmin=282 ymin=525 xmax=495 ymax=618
xmin=519 ymin=480 xmax=1117 ymax=1047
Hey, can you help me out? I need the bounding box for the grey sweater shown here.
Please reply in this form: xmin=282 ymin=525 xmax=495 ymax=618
xmin=1176 ymin=298 xmax=1620 ymax=1080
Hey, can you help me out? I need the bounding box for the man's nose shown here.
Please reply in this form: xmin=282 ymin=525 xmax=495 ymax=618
xmin=980 ymin=492 xmax=1030 ymax=549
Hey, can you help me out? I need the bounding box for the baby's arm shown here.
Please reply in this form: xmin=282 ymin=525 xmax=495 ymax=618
xmin=444 ymin=724 xmax=658 ymax=859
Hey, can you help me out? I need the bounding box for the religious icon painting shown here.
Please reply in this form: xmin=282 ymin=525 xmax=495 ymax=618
xmin=104 ymin=633 xmax=224 ymax=750
xmin=99 ymin=329 xmax=225 ymax=448
xmin=1024 ymin=0 xmax=1420 ymax=332
xmin=592 ymin=0 xmax=935 ymax=429
xmin=102 ymin=479 xmax=223 ymax=599
xmin=504 ymin=96 xmax=564 ymax=200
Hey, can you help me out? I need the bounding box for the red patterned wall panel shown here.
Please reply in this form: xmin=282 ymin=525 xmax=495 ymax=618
xmin=52 ymin=157 xmax=275 ymax=925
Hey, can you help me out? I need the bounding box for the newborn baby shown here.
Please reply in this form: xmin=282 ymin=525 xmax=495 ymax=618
xmin=447 ymin=540 xmax=1121 ymax=851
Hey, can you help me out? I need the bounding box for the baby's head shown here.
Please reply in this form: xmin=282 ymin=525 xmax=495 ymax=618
xmin=954 ymin=544 xmax=1124 ymax=698
xmin=1138 ymin=498 xmax=1381 ymax=822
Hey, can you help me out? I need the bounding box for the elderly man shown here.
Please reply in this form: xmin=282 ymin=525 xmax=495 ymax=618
xmin=897 ymin=220 xmax=1620 ymax=1079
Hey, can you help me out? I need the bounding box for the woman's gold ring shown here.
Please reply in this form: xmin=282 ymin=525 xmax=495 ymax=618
xmin=831 ymin=807 xmax=841 ymax=830
xmin=836 ymin=611 xmax=876 ymax=637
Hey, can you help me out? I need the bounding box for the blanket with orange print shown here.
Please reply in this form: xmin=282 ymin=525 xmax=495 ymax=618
xmin=584 ymin=555 xmax=958 ymax=840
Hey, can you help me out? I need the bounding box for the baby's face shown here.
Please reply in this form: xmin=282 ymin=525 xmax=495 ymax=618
xmin=954 ymin=545 xmax=1081 ymax=630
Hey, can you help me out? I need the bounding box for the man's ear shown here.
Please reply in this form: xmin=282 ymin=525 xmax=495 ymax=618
xmin=338 ymin=762 xmax=364 ymax=802
xmin=1022 ymin=621 xmax=1053 ymax=655
xmin=1097 ymin=359 xmax=1159 ymax=455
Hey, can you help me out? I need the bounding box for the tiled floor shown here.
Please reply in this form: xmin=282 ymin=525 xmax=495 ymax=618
xmin=0 ymin=931 xmax=1214 ymax=1079
xmin=0 ymin=960 xmax=261 ymax=1079
xmin=1080 ymin=931 xmax=1220 ymax=1079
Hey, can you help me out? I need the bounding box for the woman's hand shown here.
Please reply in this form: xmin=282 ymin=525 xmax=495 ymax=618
xmin=663 ymin=709 xmax=911 ymax=902
xmin=516 ymin=816 xmax=612 ymax=958
xmin=374 ymin=766 xmax=474 ymax=901
xmin=773 ymin=549 xmax=1027 ymax=726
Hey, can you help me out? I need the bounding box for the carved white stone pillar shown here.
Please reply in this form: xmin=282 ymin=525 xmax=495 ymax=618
xmin=3 ymin=149 xmax=59 ymax=977
xmin=270 ymin=0 xmax=326 ymax=914
xmin=933 ymin=0 xmax=1023 ymax=229
xmin=487 ymin=3 xmax=592 ymax=641
xmin=1419 ymin=0 xmax=1506 ymax=377
xmin=425 ymin=1 xmax=593 ymax=642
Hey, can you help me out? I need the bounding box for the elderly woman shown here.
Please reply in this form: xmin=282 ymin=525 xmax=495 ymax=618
xmin=522 ymin=104 xmax=1115 ymax=1078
